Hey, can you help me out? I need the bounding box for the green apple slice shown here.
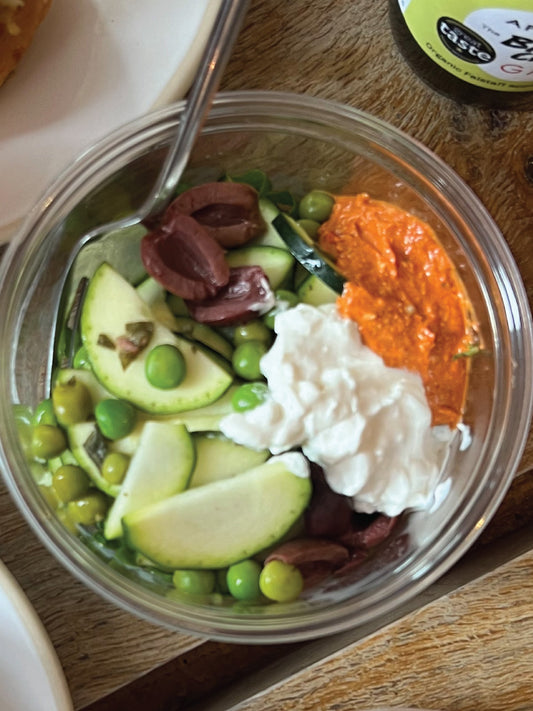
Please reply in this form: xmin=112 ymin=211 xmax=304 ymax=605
xmin=123 ymin=453 xmax=311 ymax=569
xmin=104 ymin=421 xmax=195 ymax=539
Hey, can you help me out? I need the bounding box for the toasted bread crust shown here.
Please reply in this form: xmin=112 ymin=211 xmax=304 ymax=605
xmin=0 ymin=0 xmax=52 ymax=87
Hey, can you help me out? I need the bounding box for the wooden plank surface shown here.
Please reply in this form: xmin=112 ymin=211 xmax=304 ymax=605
xmin=202 ymin=545 xmax=533 ymax=711
xmin=0 ymin=489 xmax=204 ymax=709
xmin=0 ymin=0 xmax=532 ymax=709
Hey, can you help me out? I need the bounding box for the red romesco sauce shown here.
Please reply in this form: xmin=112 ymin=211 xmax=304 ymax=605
xmin=318 ymin=193 xmax=475 ymax=428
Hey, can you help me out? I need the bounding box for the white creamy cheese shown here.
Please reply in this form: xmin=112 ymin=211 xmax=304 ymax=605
xmin=220 ymin=304 xmax=452 ymax=517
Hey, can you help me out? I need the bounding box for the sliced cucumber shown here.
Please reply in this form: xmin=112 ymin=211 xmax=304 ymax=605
xmin=272 ymin=213 xmax=345 ymax=294
xmin=159 ymin=384 xmax=239 ymax=432
xmin=189 ymin=433 xmax=269 ymax=488
xmin=172 ymin=316 xmax=234 ymax=362
xmin=123 ymin=454 xmax=311 ymax=569
xmin=297 ymin=274 xmax=338 ymax=306
xmin=293 ymin=262 xmax=311 ymax=291
xmin=81 ymin=263 xmax=233 ymax=415
xmin=225 ymin=245 xmax=294 ymax=291
xmin=60 ymin=449 xmax=80 ymax=467
xmin=104 ymin=422 xmax=195 ymax=539
xmin=252 ymin=198 xmax=287 ymax=249
xmin=47 ymin=456 xmax=63 ymax=473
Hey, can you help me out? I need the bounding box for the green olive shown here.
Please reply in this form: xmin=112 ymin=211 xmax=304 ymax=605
xmin=31 ymin=424 xmax=67 ymax=460
xmin=231 ymin=340 xmax=268 ymax=381
xmin=52 ymin=378 xmax=92 ymax=426
xmin=95 ymin=399 xmax=137 ymax=440
xmin=296 ymin=218 xmax=320 ymax=239
xmin=172 ymin=569 xmax=216 ymax=596
xmin=13 ymin=404 xmax=34 ymax=456
xmin=32 ymin=398 xmax=57 ymax=426
xmin=56 ymin=507 xmax=79 ymax=535
xmin=263 ymin=289 xmax=300 ymax=330
xmin=233 ymin=320 xmax=272 ymax=347
xmin=66 ymin=491 xmax=109 ymax=526
xmin=226 ymin=559 xmax=262 ymax=601
xmin=298 ymin=190 xmax=334 ymax=222
xmin=52 ymin=464 xmax=90 ymax=504
xmin=13 ymin=404 xmax=33 ymax=428
xmin=39 ymin=483 xmax=60 ymax=511
xmin=101 ymin=452 xmax=130 ymax=485
xmin=73 ymin=345 xmax=91 ymax=370
xmin=231 ymin=382 xmax=269 ymax=412
xmin=145 ymin=344 xmax=186 ymax=389
xmin=259 ymin=559 xmax=304 ymax=602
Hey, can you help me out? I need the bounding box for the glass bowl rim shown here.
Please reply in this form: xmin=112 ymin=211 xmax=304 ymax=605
xmin=0 ymin=90 xmax=532 ymax=642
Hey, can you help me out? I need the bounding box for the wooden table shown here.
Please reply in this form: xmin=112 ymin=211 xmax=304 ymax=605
xmin=1 ymin=1 xmax=533 ymax=709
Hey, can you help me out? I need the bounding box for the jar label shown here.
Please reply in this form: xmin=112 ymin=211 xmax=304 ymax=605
xmin=398 ymin=1 xmax=533 ymax=91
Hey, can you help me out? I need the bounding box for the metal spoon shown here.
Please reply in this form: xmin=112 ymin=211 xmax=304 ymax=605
xmin=45 ymin=0 xmax=249 ymax=388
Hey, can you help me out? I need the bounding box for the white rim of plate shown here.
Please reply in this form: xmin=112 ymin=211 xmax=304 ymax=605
xmin=0 ymin=559 xmax=73 ymax=711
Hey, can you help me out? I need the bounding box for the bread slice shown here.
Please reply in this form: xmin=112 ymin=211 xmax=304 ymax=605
xmin=0 ymin=0 xmax=52 ymax=87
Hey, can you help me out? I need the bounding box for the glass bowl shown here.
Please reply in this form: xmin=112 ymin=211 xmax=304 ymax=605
xmin=0 ymin=91 xmax=531 ymax=643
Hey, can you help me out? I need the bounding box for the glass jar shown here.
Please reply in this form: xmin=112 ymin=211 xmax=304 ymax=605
xmin=389 ymin=0 xmax=533 ymax=109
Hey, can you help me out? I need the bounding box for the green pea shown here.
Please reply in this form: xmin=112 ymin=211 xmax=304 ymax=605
xmin=263 ymin=289 xmax=300 ymax=330
xmin=52 ymin=378 xmax=92 ymax=426
xmin=231 ymin=340 xmax=268 ymax=381
xmin=33 ymin=398 xmax=57 ymax=426
xmin=52 ymin=464 xmax=90 ymax=503
xmin=298 ymin=190 xmax=334 ymax=222
xmin=276 ymin=289 xmax=299 ymax=308
xmin=73 ymin=345 xmax=91 ymax=370
xmin=226 ymin=559 xmax=262 ymax=601
xmin=101 ymin=452 xmax=130 ymax=485
xmin=259 ymin=560 xmax=304 ymax=603
xmin=297 ymin=218 xmax=320 ymax=239
xmin=231 ymin=382 xmax=269 ymax=412
xmin=145 ymin=344 xmax=186 ymax=389
xmin=95 ymin=399 xmax=137 ymax=440
xmin=172 ymin=569 xmax=216 ymax=596
xmin=66 ymin=491 xmax=109 ymax=526
xmin=31 ymin=424 xmax=67 ymax=460
xmin=233 ymin=320 xmax=272 ymax=347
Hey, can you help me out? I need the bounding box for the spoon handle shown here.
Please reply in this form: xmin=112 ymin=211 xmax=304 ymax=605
xmin=147 ymin=0 xmax=250 ymax=215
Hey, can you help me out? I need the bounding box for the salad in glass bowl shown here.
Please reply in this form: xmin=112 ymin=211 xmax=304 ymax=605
xmin=0 ymin=92 xmax=531 ymax=642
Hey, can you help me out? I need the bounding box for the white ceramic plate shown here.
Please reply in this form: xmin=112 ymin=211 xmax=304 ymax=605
xmin=0 ymin=559 xmax=73 ymax=711
xmin=0 ymin=0 xmax=221 ymax=243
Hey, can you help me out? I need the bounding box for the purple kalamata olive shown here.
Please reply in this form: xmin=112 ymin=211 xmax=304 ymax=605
xmin=140 ymin=213 xmax=229 ymax=301
xmin=305 ymin=463 xmax=354 ymax=538
xmin=185 ymin=265 xmax=275 ymax=326
xmin=266 ymin=538 xmax=350 ymax=568
xmin=167 ymin=182 xmax=266 ymax=248
xmin=265 ymin=538 xmax=351 ymax=588
xmin=339 ymin=515 xmax=399 ymax=550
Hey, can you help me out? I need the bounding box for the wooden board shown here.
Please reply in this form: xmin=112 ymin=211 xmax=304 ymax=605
xmin=0 ymin=1 xmax=532 ymax=709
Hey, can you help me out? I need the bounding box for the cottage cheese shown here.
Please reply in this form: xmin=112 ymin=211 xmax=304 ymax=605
xmin=220 ymin=304 xmax=452 ymax=517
